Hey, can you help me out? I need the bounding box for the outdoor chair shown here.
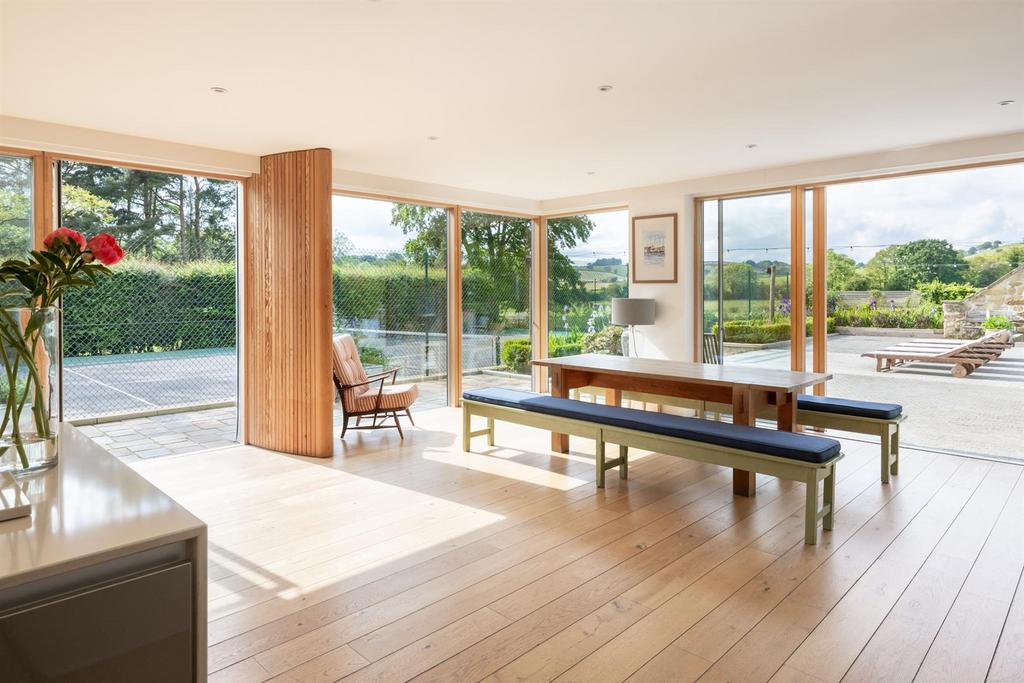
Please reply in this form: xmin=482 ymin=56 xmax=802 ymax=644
xmin=332 ymin=333 xmax=418 ymax=438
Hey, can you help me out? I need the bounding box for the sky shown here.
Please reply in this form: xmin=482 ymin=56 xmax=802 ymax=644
xmin=334 ymin=161 xmax=1024 ymax=267
xmin=704 ymin=162 xmax=1024 ymax=265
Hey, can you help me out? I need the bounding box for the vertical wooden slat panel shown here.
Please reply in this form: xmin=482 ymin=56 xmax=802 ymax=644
xmin=790 ymin=188 xmax=806 ymax=372
xmin=812 ymin=186 xmax=828 ymax=395
xmin=447 ymin=207 xmax=462 ymax=407
xmin=244 ymin=148 xmax=333 ymax=457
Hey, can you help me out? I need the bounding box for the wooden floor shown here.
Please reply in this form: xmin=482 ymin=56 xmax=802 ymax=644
xmin=131 ymin=407 xmax=1024 ymax=683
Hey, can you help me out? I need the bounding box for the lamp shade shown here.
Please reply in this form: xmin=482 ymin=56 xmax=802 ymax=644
xmin=611 ymin=298 xmax=655 ymax=326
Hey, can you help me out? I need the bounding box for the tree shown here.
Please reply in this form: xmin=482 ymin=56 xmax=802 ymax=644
xmin=864 ymin=239 xmax=966 ymax=289
xmin=965 ymin=243 xmax=1024 ymax=287
xmin=391 ymin=206 xmax=595 ymax=310
xmin=825 ymin=249 xmax=859 ymax=292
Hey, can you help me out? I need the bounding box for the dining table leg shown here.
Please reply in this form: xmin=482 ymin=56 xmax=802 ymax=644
xmin=776 ymin=390 xmax=797 ymax=432
xmin=731 ymin=386 xmax=757 ymax=496
xmin=550 ymin=367 xmax=570 ymax=453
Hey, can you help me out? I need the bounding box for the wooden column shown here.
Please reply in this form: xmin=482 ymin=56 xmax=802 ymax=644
xmin=531 ymin=216 xmax=548 ymax=392
xmin=789 ymin=188 xmax=806 ymax=372
xmin=244 ymin=148 xmax=333 ymax=457
xmin=447 ymin=207 xmax=463 ymax=407
xmin=812 ymin=186 xmax=828 ymax=394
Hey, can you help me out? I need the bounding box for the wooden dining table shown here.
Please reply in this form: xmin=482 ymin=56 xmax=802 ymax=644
xmin=531 ymin=354 xmax=832 ymax=496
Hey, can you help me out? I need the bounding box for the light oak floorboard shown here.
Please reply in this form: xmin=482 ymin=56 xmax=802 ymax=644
xmin=126 ymin=409 xmax=1024 ymax=683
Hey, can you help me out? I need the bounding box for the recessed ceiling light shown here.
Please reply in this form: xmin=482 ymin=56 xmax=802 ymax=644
xmin=209 ymin=86 xmax=228 ymax=94
xmin=745 ymin=143 xmax=758 ymax=149
xmin=998 ymin=99 xmax=1015 ymax=106
xmin=426 ymin=135 xmax=439 ymax=141
xmin=586 ymin=171 xmax=596 ymax=175
xmin=597 ymin=85 xmax=613 ymax=92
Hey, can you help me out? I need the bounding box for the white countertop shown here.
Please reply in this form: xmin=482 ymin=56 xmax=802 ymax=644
xmin=0 ymin=423 xmax=206 ymax=588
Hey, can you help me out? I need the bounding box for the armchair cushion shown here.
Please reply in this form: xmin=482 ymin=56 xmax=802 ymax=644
xmin=333 ymin=334 xmax=370 ymax=403
xmin=349 ymin=383 xmax=419 ymax=413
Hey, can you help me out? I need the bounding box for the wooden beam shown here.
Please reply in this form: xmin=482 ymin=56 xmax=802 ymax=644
xmin=244 ymin=148 xmax=333 ymax=457
xmin=812 ymin=186 xmax=827 ymax=394
xmin=447 ymin=207 xmax=463 ymax=407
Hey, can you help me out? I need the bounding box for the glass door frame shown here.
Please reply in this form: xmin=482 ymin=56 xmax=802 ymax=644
xmin=693 ymin=187 xmax=816 ymax=373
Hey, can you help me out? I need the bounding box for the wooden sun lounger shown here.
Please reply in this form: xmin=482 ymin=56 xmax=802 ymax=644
xmin=862 ymin=330 xmax=1013 ymax=377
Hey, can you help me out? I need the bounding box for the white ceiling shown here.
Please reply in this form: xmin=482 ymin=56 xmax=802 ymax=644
xmin=2 ymin=1 xmax=1023 ymax=200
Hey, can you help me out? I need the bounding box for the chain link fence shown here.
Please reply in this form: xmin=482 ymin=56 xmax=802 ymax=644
xmin=62 ymin=261 xmax=237 ymax=421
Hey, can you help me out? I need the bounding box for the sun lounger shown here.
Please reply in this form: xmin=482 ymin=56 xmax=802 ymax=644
xmin=862 ymin=330 xmax=1013 ymax=377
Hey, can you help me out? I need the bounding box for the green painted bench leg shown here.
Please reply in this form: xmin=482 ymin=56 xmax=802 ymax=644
xmin=595 ymin=433 xmax=606 ymax=488
xmin=804 ymin=473 xmax=820 ymax=545
xmin=619 ymin=444 xmax=628 ymax=480
xmin=880 ymin=424 xmax=891 ymax=484
xmin=823 ymin=467 xmax=835 ymax=531
xmin=462 ymin=406 xmax=471 ymax=452
xmin=487 ymin=417 xmax=495 ymax=447
xmin=890 ymin=424 xmax=900 ymax=476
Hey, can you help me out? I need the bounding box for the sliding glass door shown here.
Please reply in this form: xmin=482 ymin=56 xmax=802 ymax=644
xmin=701 ymin=192 xmax=794 ymax=369
xmin=460 ymin=210 xmax=532 ymax=392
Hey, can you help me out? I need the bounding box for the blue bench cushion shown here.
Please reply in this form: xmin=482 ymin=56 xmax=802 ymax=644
xmin=464 ymin=388 xmax=841 ymax=464
xmin=798 ymin=395 xmax=902 ymax=420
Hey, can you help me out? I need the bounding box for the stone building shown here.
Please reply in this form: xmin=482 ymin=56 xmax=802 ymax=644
xmin=943 ymin=265 xmax=1024 ymax=338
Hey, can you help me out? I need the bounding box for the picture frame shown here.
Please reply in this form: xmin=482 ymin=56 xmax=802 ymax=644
xmin=631 ymin=213 xmax=677 ymax=283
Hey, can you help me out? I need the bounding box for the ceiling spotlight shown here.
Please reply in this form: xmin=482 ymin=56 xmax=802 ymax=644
xmin=998 ymin=99 xmax=1015 ymax=106
xmin=586 ymin=171 xmax=596 ymax=175
xmin=745 ymin=143 xmax=758 ymax=149
xmin=597 ymin=85 xmax=613 ymax=92
xmin=426 ymin=135 xmax=439 ymax=141
xmin=209 ymin=86 xmax=228 ymax=94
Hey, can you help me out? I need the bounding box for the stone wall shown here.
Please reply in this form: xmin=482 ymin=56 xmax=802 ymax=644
xmin=943 ymin=265 xmax=1024 ymax=338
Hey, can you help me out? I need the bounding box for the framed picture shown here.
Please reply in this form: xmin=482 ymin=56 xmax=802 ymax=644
xmin=631 ymin=213 xmax=677 ymax=283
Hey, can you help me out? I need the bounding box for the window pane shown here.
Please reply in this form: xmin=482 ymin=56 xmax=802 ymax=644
xmin=0 ymin=153 xmax=34 ymax=260
xmin=547 ymin=210 xmax=628 ymax=359
xmin=58 ymin=161 xmax=239 ymax=443
xmin=702 ymin=200 xmax=721 ymax=361
xmin=720 ymin=192 xmax=792 ymax=369
xmin=461 ymin=210 xmax=531 ymax=392
xmin=825 ymin=162 xmax=1024 ymax=458
xmin=331 ymin=196 xmax=448 ymax=407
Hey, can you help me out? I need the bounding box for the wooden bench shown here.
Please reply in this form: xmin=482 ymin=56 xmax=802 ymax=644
xmin=463 ymin=387 xmax=843 ymax=545
xmin=573 ymin=388 xmax=903 ymax=484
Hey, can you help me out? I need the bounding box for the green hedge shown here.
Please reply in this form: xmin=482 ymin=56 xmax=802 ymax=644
xmin=63 ymin=260 xmax=236 ymax=356
xmin=714 ymin=318 xmax=836 ymax=344
xmin=832 ymin=303 xmax=942 ymax=329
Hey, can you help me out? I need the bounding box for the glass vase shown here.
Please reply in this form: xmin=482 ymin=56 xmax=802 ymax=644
xmin=0 ymin=307 xmax=58 ymax=474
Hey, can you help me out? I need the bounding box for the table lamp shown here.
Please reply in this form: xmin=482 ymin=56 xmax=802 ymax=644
xmin=611 ymin=298 xmax=655 ymax=357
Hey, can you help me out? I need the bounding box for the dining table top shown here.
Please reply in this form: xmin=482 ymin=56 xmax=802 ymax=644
xmin=531 ymin=353 xmax=832 ymax=393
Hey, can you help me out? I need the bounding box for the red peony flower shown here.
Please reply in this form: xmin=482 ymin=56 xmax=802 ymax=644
xmin=85 ymin=233 xmax=124 ymax=266
xmin=43 ymin=227 xmax=87 ymax=252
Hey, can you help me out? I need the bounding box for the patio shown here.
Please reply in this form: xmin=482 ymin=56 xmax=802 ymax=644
xmin=731 ymin=334 xmax=1024 ymax=459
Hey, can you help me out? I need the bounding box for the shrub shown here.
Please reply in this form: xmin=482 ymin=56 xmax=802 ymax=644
xmin=832 ymin=302 xmax=942 ymax=329
xmin=982 ymin=315 xmax=1014 ymax=331
xmin=359 ymin=346 xmax=388 ymax=367
xmin=500 ymin=338 xmax=532 ymax=373
xmin=582 ymin=325 xmax=623 ymax=354
xmin=916 ymin=280 xmax=978 ymax=305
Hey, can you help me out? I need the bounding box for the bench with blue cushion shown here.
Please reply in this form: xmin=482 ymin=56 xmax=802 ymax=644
xmin=462 ymin=387 xmax=842 ymax=545
xmin=795 ymin=395 xmax=903 ymax=484
xmin=573 ymin=387 xmax=904 ymax=484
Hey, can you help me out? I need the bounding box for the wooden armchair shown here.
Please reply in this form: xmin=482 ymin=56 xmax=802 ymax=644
xmin=331 ymin=334 xmax=419 ymax=438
